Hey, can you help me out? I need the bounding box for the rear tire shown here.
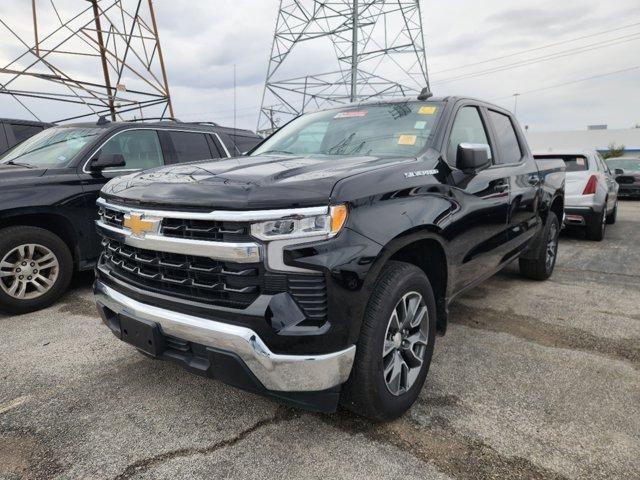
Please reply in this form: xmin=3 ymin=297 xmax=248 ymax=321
xmin=341 ymin=261 xmax=437 ymax=421
xmin=585 ymin=208 xmax=606 ymax=241
xmin=0 ymin=226 xmax=73 ymax=315
xmin=606 ymin=200 xmax=617 ymax=225
xmin=519 ymin=212 xmax=560 ymax=281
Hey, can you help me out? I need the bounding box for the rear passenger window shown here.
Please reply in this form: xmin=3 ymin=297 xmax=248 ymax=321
xmin=168 ymin=131 xmax=212 ymax=162
xmin=11 ymin=124 xmax=43 ymax=144
xmin=488 ymin=111 xmax=522 ymax=164
xmin=230 ymin=135 xmax=261 ymax=155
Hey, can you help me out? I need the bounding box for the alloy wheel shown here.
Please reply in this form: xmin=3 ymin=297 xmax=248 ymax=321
xmin=0 ymin=244 xmax=59 ymax=300
xmin=382 ymin=291 xmax=429 ymax=396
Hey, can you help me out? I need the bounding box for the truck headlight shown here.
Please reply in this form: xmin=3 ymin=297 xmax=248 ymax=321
xmin=250 ymin=205 xmax=347 ymax=241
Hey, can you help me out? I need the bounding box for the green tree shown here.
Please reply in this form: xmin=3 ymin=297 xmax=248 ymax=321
xmin=602 ymin=143 xmax=625 ymax=159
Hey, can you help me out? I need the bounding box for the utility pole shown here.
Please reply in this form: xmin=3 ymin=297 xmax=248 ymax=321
xmin=31 ymin=0 xmax=39 ymax=56
xmin=350 ymin=0 xmax=358 ymax=103
xmin=147 ymin=0 xmax=174 ymax=118
xmin=513 ymin=93 xmax=520 ymax=116
xmin=89 ymin=0 xmax=116 ymax=121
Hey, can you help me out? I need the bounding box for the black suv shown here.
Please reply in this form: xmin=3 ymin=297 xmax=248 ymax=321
xmin=0 ymin=118 xmax=53 ymax=154
xmin=94 ymin=96 xmax=565 ymax=420
xmin=0 ymin=120 xmax=261 ymax=314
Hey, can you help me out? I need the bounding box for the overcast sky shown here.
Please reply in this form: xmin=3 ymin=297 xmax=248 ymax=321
xmin=1 ymin=0 xmax=639 ymax=132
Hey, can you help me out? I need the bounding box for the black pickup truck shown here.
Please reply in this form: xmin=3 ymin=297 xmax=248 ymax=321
xmin=93 ymin=96 xmax=565 ymax=420
xmin=0 ymin=120 xmax=261 ymax=314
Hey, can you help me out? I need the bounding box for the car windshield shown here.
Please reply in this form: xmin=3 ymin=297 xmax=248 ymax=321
xmin=606 ymin=158 xmax=640 ymax=172
xmin=0 ymin=126 xmax=100 ymax=168
xmin=252 ymin=101 xmax=443 ymax=158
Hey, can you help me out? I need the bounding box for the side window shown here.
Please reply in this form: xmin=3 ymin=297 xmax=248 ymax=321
xmin=488 ymin=111 xmax=522 ymax=164
xmin=167 ymin=131 xmax=213 ymax=162
xmin=10 ymin=123 xmax=43 ymax=144
xmin=232 ymin=135 xmax=261 ymax=155
xmin=447 ymin=107 xmax=492 ymax=164
xmin=100 ymin=130 xmax=164 ymax=171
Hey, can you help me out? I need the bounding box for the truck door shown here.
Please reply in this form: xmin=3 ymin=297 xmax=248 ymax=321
xmin=486 ymin=109 xmax=539 ymax=254
xmin=444 ymin=105 xmax=511 ymax=292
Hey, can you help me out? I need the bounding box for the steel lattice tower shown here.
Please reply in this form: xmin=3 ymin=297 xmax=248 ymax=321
xmin=258 ymin=0 xmax=429 ymax=134
xmin=0 ymin=0 xmax=173 ymax=123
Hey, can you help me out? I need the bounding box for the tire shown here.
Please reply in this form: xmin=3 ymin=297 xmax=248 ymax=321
xmin=519 ymin=211 xmax=560 ymax=281
xmin=585 ymin=208 xmax=606 ymax=241
xmin=606 ymin=200 xmax=617 ymax=225
xmin=0 ymin=226 xmax=73 ymax=315
xmin=341 ymin=261 xmax=437 ymax=421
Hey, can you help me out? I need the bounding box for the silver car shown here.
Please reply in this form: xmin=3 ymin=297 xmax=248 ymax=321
xmin=534 ymin=150 xmax=618 ymax=241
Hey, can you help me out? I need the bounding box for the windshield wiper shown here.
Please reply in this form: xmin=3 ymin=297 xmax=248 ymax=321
xmin=260 ymin=149 xmax=296 ymax=155
xmin=4 ymin=160 xmax=34 ymax=168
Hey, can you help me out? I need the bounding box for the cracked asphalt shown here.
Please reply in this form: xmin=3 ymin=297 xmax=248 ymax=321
xmin=1 ymin=201 xmax=639 ymax=480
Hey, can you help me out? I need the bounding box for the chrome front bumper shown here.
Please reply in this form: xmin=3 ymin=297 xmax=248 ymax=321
xmin=94 ymin=281 xmax=355 ymax=392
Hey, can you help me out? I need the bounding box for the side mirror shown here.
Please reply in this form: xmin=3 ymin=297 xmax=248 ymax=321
xmin=614 ymin=168 xmax=624 ymax=175
xmin=457 ymin=143 xmax=491 ymax=171
xmin=89 ymin=153 xmax=126 ymax=171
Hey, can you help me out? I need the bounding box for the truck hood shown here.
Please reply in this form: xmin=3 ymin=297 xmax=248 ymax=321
xmin=102 ymin=154 xmax=415 ymax=209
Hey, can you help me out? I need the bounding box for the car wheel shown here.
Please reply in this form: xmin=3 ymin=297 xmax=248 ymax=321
xmin=341 ymin=261 xmax=436 ymax=421
xmin=585 ymin=208 xmax=606 ymax=241
xmin=606 ymin=200 xmax=618 ymax=225
xmin=0 ymin=226 xmax=73 ymax=315
xmin=519 ymin=211 xmax=560 ymax=281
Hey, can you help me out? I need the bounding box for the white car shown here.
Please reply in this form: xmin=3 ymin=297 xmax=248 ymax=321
xmin=534 ymin=150 xmax=618 ymax=241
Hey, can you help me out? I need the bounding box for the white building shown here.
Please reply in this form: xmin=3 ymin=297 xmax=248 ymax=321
xmin=525 ymin=128 xmax=640 ymax=157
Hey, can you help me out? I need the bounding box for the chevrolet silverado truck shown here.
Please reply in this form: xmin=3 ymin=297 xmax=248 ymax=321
xmin=94 ymin=95 xmax=565 ymax=420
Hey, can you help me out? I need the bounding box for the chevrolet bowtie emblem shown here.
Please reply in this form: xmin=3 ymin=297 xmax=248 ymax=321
xmin=123 ymin=212 xmax=160 ymax=238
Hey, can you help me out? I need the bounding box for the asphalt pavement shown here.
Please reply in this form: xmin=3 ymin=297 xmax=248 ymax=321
xmin=1 ymin=201 xmax=638 ymax=480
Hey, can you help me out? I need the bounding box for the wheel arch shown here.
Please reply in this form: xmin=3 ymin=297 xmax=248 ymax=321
xmin=367 ymin=226 xmax=450 ymax=335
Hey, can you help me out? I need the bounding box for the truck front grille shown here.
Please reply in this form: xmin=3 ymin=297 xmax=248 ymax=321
xmin=97 ymin=202 xmax=328 ymax=322
xmin=98 ymin=206 xmax=250 ymax=242
xmin=100 ymin=238 xmax=261 ymax=308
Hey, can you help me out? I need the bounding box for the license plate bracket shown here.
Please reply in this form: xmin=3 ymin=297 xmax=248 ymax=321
xmin=119 ymin=315 xmax=165 ymax=356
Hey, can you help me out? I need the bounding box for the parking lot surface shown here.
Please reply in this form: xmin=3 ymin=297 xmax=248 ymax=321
xmin=1 ymin=201 xmax=638 ymax=480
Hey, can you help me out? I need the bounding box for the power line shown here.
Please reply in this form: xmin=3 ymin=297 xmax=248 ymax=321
xmin=492 ymin=65 xmax=640 ymax=101
xmin=432 ymin=32 xmax=640 ymax=85
xmin=433 ymin=21 xmax=640 ymax=75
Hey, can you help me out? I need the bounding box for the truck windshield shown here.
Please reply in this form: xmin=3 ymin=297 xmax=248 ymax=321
xmin=0 ymin=126 xmax=100 ymax=168
xmin=253 ymin=101 xmax=443 ymax=158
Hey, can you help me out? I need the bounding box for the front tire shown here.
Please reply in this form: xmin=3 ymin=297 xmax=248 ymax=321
xmin=0 ymin=226 xmax=73 ymax=315
xmin=341 ymin=261 xmax=437 ymax=421
xmin=519 ymin=211 xmax=560 ymax=280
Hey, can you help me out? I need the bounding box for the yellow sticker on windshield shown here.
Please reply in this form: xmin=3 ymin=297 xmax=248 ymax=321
xmin=398 ymin=134 xmax=417 ymax=146
xmin=418 ymin=106 xmax=437 ymax=115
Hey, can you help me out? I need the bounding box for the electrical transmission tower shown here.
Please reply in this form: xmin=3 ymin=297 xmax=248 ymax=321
xmin=258 ymin=0 xmax=429 ymax=134
xmin=0 ymin=0 xmax=173 ymax=123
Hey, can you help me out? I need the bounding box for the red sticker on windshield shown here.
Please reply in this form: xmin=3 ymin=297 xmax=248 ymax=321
xmin=334 ymin=110 xmax=368 ymax=119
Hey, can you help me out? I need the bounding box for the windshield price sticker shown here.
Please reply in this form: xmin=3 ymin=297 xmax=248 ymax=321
xmin=397 ymin=134 xmax=417 ymax=146
xmin=414 ymin=121 xmax=427 ymax=129
xmin=418 ymin=106 xmax=437 ymax=115
xmin=334 ymin=110 xmax=368 ymax=119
